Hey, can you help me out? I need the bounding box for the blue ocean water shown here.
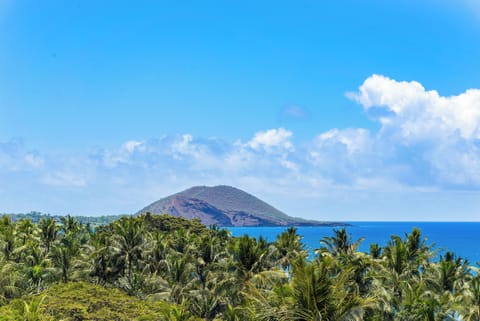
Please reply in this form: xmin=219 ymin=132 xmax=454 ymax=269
xmin=228 ymin=222 xmax=480 ymax=264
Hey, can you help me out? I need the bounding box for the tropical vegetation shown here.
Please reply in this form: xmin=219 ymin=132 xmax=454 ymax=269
xmin=0 ymin=213 xmax=478 ymax=320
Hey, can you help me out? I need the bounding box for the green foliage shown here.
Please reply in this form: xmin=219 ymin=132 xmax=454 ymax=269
xmin=141 ymin=212 xmax=209 ymax=234
xmin=0 ymin=282 xmax=168 ymax=321
xmin=0 ymin=213 xmax=479 ymax=321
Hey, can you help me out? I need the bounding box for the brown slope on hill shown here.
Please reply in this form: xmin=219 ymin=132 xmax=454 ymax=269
xmin=137 ymin=185 xmax=343 ymax=227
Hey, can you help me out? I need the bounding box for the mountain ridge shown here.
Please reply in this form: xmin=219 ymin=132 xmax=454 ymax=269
xmin=136 ymin=185 xmax=345 ymax=227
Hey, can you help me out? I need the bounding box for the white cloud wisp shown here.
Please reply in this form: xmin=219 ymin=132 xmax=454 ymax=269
xmin=2 ymin=74 xmax=480 ymax=219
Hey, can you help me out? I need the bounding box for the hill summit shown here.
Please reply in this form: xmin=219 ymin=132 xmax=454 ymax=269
xmin=137 ymin=185 xmax=342 ymax=227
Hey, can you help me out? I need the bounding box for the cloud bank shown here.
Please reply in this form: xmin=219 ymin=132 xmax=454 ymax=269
xmin=348 ymin=74 xmax=480 ymax=187
xmin=2 ymin=74 xmax=480 ymax=219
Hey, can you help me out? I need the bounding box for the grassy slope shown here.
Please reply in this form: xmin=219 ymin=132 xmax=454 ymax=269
xmin=0 ymin=282 xmax=167 ymax=321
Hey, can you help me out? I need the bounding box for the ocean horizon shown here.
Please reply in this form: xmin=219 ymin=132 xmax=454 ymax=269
xmin=227 ymin=221 xmax=480 ymax=264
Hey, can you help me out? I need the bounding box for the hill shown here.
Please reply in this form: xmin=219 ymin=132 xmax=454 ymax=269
xmin=137 ymin=185 xmax=344 ymax=226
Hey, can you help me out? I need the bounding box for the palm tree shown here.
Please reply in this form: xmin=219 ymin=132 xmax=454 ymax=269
xmin=0 ymin=258 xmax=21 ymax=303
xmin=187 ymin=288 xmax=221 ymax=321
xmin=59 ymin=215 xmax=80 ymax=236
xmin=368 ymin=229 xmax=436 ymax=320
xmin=165 ymin=255 xmax=194 ymax=304
xmin=84 ymin=229 xmax=118 ymax=284
xmin=144 ymin=231 xmax=171 ymax=275
xmin=0 ymin=216 xmax=16 ymax=261
xmin=112 ymin=217 xmax=146 ymax=278
xmin=116 ymin=270 xmax=169 ymax=298
xmin=22 ymin=243 xmax=54 ymax=292
xmin=427 ymin=252 xmax=470 ymax=296
xmin=38 ymin=218 xmax=58 ymax=255
xmin=458 ymin=275 xmax=480 ymax=321
xmin=275 ymin=227 xmax=308 ymax=274
xmin=169 ymin=228 xmax=195 ymax=255
xmin=288 ymin=257 xmax=373 ymax=321
xmin=405 ymin=228 xmax=433 ymax=267
xmin=231 ymin=235 xmax=269 ymax=283
xmin=369 ymin=243 xmax=381 ymax=259
xmin=50 ymin=235 xmax=81 ymax=283
xmin=16 ymin=219 xmax=36 ymax=247
xmin=188 ymin=236 xmax=244 ymax=320
xmin=316 ymin=228 xmax=364 ymax=258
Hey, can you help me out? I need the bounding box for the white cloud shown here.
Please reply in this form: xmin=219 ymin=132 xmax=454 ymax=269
xmin=314 ymin=128 xmax=372 ymax=155
xmin=0 ymin=139 xmax=44 ymax=171
xmin=348 ymin=74 xmax=480 ymax=143
xmin=425 ymin=138 xmax=480 ymax=186
xmin=280 ymin=158 xmax=299 ymax=171
xmin=3 ymin=75 xmax=480 ymax=219
xmin=122 ymin=140 xmax=145 ymax=154
xmin=96 ymin=140 xmax=147 ymax=168
xmin=248 ymin=128 xmax=294 ymax=152
xmin=171 ymin=134 xmax=194 ymax=157
xmin=347 ymin=74 xmax=480 ymax=186
xmin=24 ymin=153 xmax=44 ymax=168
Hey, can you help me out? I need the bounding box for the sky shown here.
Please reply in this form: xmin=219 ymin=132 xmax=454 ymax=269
xmin=1 ymin=0 xmax=480 ymax=221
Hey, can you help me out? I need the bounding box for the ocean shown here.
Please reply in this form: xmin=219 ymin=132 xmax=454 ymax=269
xmin=228 ymin=222 xmax=480 ymax=264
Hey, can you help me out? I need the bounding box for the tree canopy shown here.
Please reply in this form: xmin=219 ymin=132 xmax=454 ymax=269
xmin=0 ymin=213 xmax=478 ymax=320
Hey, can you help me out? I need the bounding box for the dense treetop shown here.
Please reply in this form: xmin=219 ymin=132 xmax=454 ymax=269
xmin=0 ymin=213 xmax=479 ymax=320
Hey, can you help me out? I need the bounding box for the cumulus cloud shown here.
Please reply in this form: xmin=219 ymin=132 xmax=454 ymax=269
xmin=247 ymin=128 xmax=294 ymax=152
xmin=3 ymin=75 xmax=480 ymax=218
xmin=314 ymin=128 xmax=372 ymax=155
xmin=347 ymin=74 xmax=480 ymax=187
xmin=347 ymin=74 xmax=480 ymax=143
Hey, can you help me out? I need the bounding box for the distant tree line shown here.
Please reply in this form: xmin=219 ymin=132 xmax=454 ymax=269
xmin=1 ymin=211 xmax=127 ymax=227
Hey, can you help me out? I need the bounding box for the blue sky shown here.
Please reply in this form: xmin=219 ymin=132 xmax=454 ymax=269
xmin=1 ymin=0 xmax=480 ymax=220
